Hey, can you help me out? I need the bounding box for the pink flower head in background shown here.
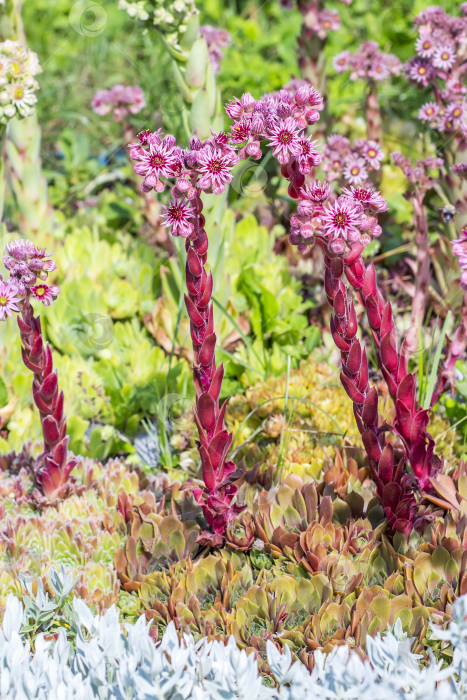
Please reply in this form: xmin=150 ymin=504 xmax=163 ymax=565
xmin=322 ymin=135 xmax=385 ymax=187
xmin=335 ymin=40 xmax=401 ymax=82
xmin=407 ymin=7 xmax=467 ymax=136
xmin=92 ymin=84 xmax=146 ymax=122
xmin=200 ymin=25 xmax=231 ymax=73
xmin=0 ymin=279 xmax=21 ymax=320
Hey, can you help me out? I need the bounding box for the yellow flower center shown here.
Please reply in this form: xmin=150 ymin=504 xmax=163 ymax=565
xmin=418 ymin=67 xmax=426 ymax=75
xmin=0 ymin=296 xmax=7 ymax=306
xmin=35 ymin=287 xmax=45 ymax=297
xmin=351 ymin=167 xmax=359 ymax=175
xmin=13 ymin=87 xmax=24 ymax=100
xmin=368 ymin=149 xmax=376 ymax=158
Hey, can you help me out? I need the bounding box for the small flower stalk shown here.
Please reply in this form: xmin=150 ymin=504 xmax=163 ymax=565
xmin=391 ymin=152 xmax=444 ymax=354
xmin=406 ymin=6 xmax=467 ymax=226
xmin=225 ymin=83 xmax=442 ymax=535
xmin=130 ymin=128 xmax=244 ymax=543
xmin=1 ymin=239 xmax=77 ymax=503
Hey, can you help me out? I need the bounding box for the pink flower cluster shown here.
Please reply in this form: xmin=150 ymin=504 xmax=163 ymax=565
xmin=92 ymin=84 xmax=146 ymax=122
xmin=406 ymin=6 xmax=467 ymax=137
xmin=333 ymin=41 xmax=401 ymax=82
xmin=322 ymin=135 xmax=385 ymax=186
xmin=289 ymin=181 xmax=386 ymax=255
xmin=452 ymin=227 xmax=467 ymax=290
xmin=227 ymin=83 xmax=322 ymax=168
xmin=391 ymin=152 xmax=444 ymax=197
xmin=200 ymin=25 xmax=231 ymax=73
xmin=280 ymin=0 xmax=351 ymax=39
xmin=0 ymin=240 xmax=59 ymax=318
xmin=129 ymin=129 xmax=239 ymax=235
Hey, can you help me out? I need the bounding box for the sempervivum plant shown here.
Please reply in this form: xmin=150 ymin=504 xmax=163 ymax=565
xmin=0 ymin=239 xmax=77 ymax=503
xmin=5 ymin=580 xmax=467 ymax=698
xmin=223 ymin=83 xmax=446 ymax=536
xmin=129 ymin=128 xmax=245 ymax=545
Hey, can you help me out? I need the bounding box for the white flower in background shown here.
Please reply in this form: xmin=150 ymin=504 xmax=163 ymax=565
xmin=0 ymin=40 xmax=41 ymax=124
xmin=118 ymin=0 xmax=199 ymax=50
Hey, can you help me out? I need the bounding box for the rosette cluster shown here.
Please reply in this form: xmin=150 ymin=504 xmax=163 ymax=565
xmin=92 ymin=85 xmax=146 ymax=122
xmin=0 ymin=40 xmax=41 ymax=124
xmin=406 ymin=6 xmax=467 ymax=137
xmin=118 ymin=0 xmax=199 ymax=50
xmin=333 ymin=41 xmax=401 ymax=82
xmin=322 ymin=135 xmax=385 ymax=186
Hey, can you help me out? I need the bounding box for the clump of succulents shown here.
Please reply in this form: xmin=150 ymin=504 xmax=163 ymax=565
xmin=5 ymin=579 xmax=467 ymax=698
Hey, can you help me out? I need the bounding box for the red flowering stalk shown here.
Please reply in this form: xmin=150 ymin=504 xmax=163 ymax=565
xmin=129 ymin=129 xmax=244 ymax=545
xmin=333 ymin=42 xmax=401 ymax=144
xmin=391 ymin=152 xmax=444 ymax=355
xmin=225 ymin=85 xmax=441 ymax=534
xmin=1 ymin=239 xmax=77 ymax=503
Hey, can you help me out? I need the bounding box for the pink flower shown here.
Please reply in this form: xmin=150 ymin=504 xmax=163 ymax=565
xmin=361 ymin=140 xmax=385 ymax=169
xmin=343 ymin=157 xmax=368 ymax=185
xmin=341 ymin=186 xmax=388 ymax=212
xmin=408 ymin=59 xmax=432 ymax=86
xmin=0 ymin=280 xmax=21 ymax=320
xmin=432 ymin=44 xmax=456 ymax=70
xmin=321 ymin=198 xmax=362 ymax=241
xmin=30 ymin=283 xmax=60 ymax=306
xmin=302 ymin=180 xmax=332 ymax=203
xmin=162 ymin=199 xmax=195 ymax=238
xmin=295 ymin=137 xmax=321 ymax=173
xmin=415 ymin=33 xmax=435 ymax=58
xmin=333 ymin=51 xmax=350 ymax=73
xmin=196 ymin=146 xmax=239 ymax=194
xmin=418 ymin=102 xmax=439 ymax=122
xmin=133 ymin=137 xmax=180 ymax=191
xmin=267 ymin=117 xmax=303 ymax=164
